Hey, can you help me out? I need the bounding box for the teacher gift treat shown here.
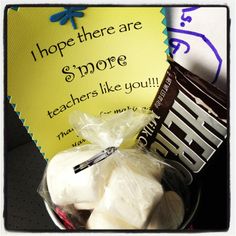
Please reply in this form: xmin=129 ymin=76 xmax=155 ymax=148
xmin=38 ymin=110 xmax=188 ymax=230
xmin=138 ymin=59 xmax=228 ymax=186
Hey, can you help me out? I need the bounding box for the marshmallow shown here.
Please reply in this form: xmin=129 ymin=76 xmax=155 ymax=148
xmin=147 ymin=191 xmax=185 ymax=229
xmin=88 ymin=165 xmax=164 ymax=229
xmin=47 ymin=146 xmax=114 ymax=207
xmin=74 ymin=202 xmax=96 ymax=210
xmin=87 ymin=210 xmax=136 ymax=229
xmin=120 ymin=149 xmax=164 ymax=181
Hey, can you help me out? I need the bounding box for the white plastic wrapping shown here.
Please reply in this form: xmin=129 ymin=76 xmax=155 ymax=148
xmin=38 ymin=109 xmax=188 ymax=230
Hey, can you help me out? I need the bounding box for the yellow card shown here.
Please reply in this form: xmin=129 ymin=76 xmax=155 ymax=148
xmin=7 ymin=6 xmax=169 ymax=160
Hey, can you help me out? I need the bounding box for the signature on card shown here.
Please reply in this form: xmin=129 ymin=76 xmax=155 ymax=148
xmin=167 ymin=7 xmax=222 ymax=84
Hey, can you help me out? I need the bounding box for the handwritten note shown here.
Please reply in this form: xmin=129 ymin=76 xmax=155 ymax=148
xmin=7 ymin=7 xmax=168 ymax=160
xmin=166 ymin=7 xmax=227 ymax=92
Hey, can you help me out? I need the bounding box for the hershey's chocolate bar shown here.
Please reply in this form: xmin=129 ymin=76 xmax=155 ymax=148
xmin=138 ymin=59 xmax=228 ymax=185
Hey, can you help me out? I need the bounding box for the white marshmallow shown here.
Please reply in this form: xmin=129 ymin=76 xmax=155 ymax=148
xmin=88 ymin=165 xmax=164 ymax=229
xmin=147 ymin=191 xmax=185 ymax=229
xmin=87 ymin=210 xmax=136 ymax=229
xmin=120 ymin=149 xmax=164 ymax=181
xmin=74 ymin=202 xmax=96 ymax=210
xmin=47 ymin=146 xmax=114 ymax=207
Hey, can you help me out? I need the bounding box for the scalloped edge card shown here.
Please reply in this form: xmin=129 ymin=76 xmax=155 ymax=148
xmin=7 ymin=6 xmax=169 ymax=160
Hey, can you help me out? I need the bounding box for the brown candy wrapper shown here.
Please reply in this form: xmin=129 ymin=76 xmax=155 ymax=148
xmin=138 ymin=59 xmax=228 ymax=186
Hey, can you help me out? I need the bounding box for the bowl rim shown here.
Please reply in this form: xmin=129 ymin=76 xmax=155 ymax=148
xmin=44 ymin=201 xmax=65 ymax=230
xmin=179 ymin=185 xmax=201 ymax=229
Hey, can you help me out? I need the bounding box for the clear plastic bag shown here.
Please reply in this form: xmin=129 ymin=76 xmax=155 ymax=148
xmin=38 ymin=109 xmax=189 ymax=230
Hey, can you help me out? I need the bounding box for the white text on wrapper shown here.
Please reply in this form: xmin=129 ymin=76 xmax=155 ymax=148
xmin=138 ymin=90 xmax=227 ymax=184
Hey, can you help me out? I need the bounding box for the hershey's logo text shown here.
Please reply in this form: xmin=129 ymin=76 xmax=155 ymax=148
xmin=139 ymin=90 xmax=227 ymax=184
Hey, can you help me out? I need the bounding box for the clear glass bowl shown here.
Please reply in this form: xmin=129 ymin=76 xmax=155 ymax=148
xmin=44 ymin=163 xmax=201 ymax=230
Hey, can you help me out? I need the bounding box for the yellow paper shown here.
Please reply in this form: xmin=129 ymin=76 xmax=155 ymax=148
xmin=7 ymin=6 xmax=169 ymax=160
